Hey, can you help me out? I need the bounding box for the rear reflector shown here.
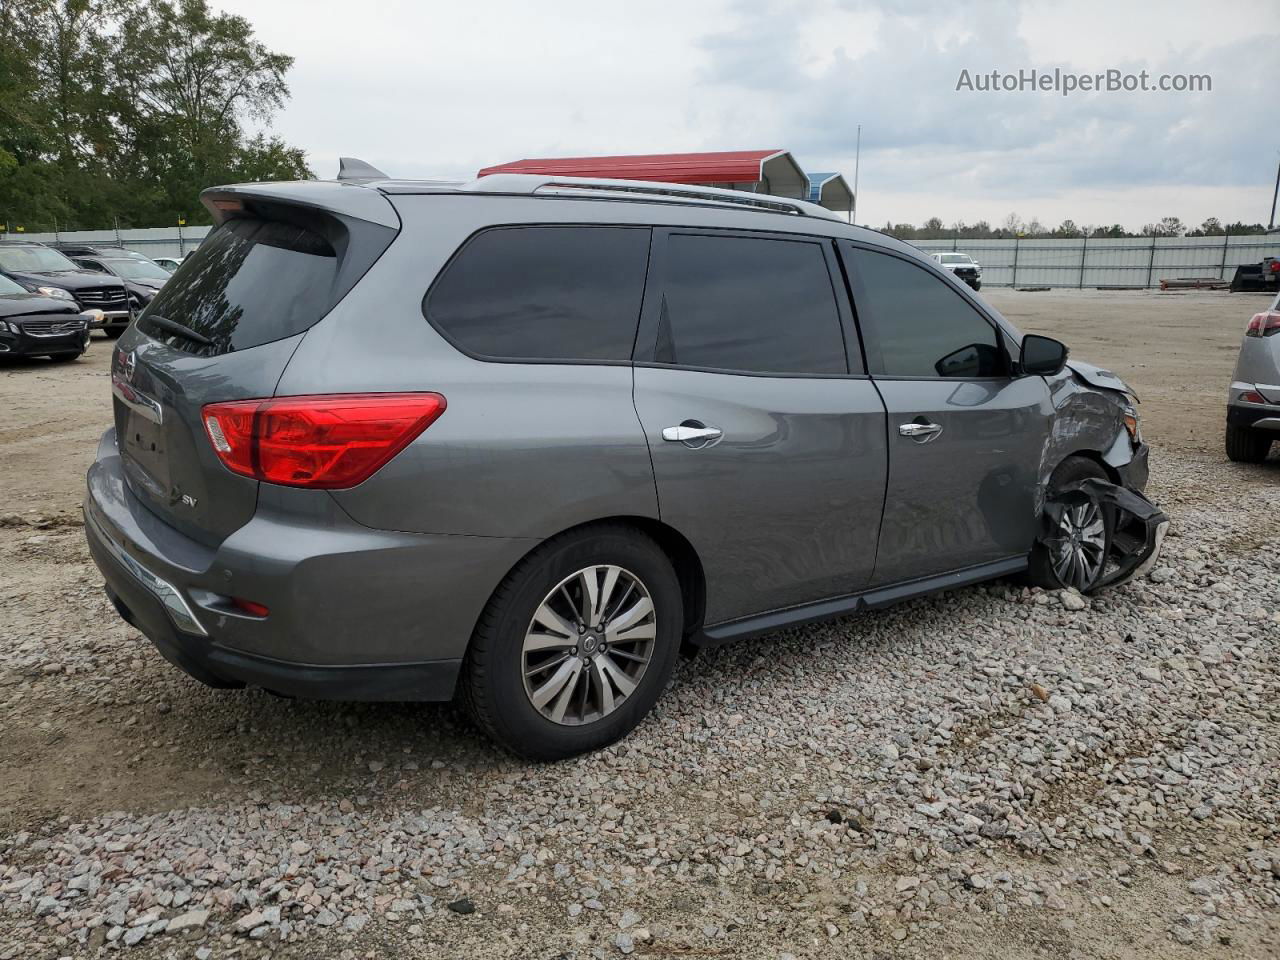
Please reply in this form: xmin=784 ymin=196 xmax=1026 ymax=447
xmin=202 ymin=393 xmax=446 ymax=489
xmin=230 ymin=597 xmax=270 ymax=618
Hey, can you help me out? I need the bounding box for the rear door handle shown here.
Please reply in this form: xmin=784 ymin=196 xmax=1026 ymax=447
xmin=899 ymin=422 xmax=943 ymax=440
xmin=662 ymin=424 xmax=723 ymax=444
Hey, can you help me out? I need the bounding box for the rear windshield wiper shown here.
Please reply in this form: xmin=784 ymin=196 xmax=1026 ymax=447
xmin=144 ymin=314 xmax=213 ymax=346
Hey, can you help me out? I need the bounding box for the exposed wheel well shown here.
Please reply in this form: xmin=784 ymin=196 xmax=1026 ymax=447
xmin=1053 ymin=449 xmax=1120 ymax=486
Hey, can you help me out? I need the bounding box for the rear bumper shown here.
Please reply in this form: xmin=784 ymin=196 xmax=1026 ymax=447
xmin=1227 ymin=404 xmax=1280 ymax=431
xmin=84 ymin=428 xmax=534 ymax=700
xmin=97 ymin=575 xmax=461 ymax=700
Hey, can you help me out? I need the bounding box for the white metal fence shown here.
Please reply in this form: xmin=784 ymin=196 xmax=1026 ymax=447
xmin=5 ymin=225 xmax=213 ymax=259
xmin=914 ymin=235 xmax=1280 ymax=288
xmin=8 ymin=226 xmax=1279 ymax=290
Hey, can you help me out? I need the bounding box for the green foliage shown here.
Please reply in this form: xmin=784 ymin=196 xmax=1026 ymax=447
xmin=0 ymin=0 xmax=310 ymax=232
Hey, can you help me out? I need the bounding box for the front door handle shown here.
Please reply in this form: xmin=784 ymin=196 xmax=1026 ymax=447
xmin=662 ymin=423 xmax=723 ymax=444
xmin=899 ymin=421 xmax=943 ymax=441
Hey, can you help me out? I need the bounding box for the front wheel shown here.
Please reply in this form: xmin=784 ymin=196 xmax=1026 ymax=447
xmin=462 ymin=524 xmax=682 ymax=760
xmin=1225 ymin=422 xmax=1272 ymax=463
xmin=969 ymin=280 xmax=982 ymax=291
xmin=104 ymin=325 xmax=127 ymax=339
xmin=1027 ymin=457 xmax=1111 ymax=592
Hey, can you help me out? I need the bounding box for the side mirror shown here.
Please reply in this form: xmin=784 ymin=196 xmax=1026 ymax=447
xmin=1020 ymin=334 xmax=1068 ymax=376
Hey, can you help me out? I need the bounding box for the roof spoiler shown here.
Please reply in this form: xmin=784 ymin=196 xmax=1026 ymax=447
xmin=337 ymin=157 xmax=389 ymax=181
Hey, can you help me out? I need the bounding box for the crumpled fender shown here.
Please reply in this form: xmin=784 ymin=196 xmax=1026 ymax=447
xmin=1066 ymin=360 xmax=1136 ymax=398
xmin=1041 ymin=478 xmax=1169 ymax=592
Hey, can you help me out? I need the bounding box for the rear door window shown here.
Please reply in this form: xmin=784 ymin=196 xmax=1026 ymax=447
xmin=140 ymin=218 xmax=339 ymax=355
xmin=425 ymin=226 xmax=650 ymax=362
xmin=655 ymin=233 xmax=848 ymax=375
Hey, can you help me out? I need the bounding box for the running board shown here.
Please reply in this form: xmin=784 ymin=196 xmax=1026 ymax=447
xmin=693 ymin=557 xmax=1028 ymax=649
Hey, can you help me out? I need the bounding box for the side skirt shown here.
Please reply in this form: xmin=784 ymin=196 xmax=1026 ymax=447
xmin=692 ymin=556 xmax=1028 ymax=649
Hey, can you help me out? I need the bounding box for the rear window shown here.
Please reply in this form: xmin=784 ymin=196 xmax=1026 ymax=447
xmin=140 ymin=218 xmax=337 ymax=355
xmin=425 ymin=226 xmax=650 ymax=362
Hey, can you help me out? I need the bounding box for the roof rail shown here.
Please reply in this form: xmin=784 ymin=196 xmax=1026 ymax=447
xmin=463 ymin=174 xmax=842 ymax=220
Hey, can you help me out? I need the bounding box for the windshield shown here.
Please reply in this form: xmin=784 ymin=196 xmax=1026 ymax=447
xmin=939 ymin=254 xmax=973 ymax=264
xmin=0 ymin=274 xmax=27 ymax=295
xmin=104 ymin=258 xmax=170 ymax=281
xmin=0 ymin=246 xmax=79 ymax=273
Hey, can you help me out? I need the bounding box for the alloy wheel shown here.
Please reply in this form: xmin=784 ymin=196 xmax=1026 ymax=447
xmin=521 ymin=565 xmax=657 ymax=726
xmin=1047 ymin=497 xmax=1107 ymax=589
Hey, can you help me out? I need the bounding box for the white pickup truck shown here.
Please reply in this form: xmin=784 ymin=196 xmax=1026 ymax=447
xmin=930 ymin=252 xmax=982 ymax=291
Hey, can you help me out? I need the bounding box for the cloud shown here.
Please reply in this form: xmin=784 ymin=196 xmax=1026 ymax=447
xmin=220 ymin=0 xmax=1279 ymax=229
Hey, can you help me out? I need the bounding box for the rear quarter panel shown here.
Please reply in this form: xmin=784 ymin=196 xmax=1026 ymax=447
xmin=273 ymin=195 xmax=659 ymax=539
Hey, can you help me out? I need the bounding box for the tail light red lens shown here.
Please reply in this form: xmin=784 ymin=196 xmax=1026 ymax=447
xmin=201 ymin=393 xmax=446 ymax=489
xmin=1245 ymin=312 xmax=1280 ymax=337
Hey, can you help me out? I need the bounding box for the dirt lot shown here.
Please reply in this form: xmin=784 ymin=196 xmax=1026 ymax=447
xmin=1 ymin=289 xmax=1277 ymax=960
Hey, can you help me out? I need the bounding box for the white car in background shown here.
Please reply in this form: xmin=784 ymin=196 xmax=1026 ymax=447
xmin=931 ymin=252 xmax=982 ymax=291
xmin=153 ymin=256 xmax=184 ymax=273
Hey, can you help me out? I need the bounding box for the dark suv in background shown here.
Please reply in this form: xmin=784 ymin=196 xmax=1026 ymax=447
xmin=50 ymin=243 xmax=170 ymax=309
xmin=85 ymin=163 xmax=1165 ymax=760
xmin=0 ymin=240 xmax=131 ymax=335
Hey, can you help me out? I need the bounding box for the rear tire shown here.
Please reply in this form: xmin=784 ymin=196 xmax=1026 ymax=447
xmin=105 ymin=326 xmax=127 ymax=339
xmin=970 ymin=280 xmax=982 ymax=291
xmin=1027 ymin=456 xmax=1111 ymax=592
xmin=1225 ymin=422 xmax=1272 ymax=463
xmin=462 ymin=524 xmax=682 ymax=761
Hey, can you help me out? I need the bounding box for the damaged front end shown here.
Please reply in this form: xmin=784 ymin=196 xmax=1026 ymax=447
xmin=1040 ymin=478 xmax=1169 ymax=594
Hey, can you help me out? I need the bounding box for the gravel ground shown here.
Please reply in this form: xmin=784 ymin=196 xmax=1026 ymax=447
xmin=1 ymin=290 xmax=1278 ymax=959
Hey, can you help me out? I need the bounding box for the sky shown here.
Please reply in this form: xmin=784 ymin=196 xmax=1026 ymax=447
xmin=220 ymin=0 xmax=1280 ymax=232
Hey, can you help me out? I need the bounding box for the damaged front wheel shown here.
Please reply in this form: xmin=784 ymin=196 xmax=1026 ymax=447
xmin=1028 ymin=457 xmax=1111 ymax=592
xmin=1028 ymin=456 xmax=1170 ymax=594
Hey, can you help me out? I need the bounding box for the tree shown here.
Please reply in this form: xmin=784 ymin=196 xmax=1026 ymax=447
xmin=0 ymin=0 xmax=310 ymax=231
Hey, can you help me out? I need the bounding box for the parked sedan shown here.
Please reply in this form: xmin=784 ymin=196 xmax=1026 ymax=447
xmin=152 ymin=256 xmax=184 ymax=272
xmin=1225 ymin=291 xmax=1280 ymax=462
xmin=0 ymin=273 xmax=92 ymax=361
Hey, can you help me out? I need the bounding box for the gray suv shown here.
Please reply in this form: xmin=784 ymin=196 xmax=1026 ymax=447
xmin=85 ymin=162 xmax=1164 ymax=759
xmin=1225 ymin=292 xmax=1280 ymax=463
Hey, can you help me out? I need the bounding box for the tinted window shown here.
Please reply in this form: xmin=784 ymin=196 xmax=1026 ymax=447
xmin=660 ymin=234 xmax=847 ymax=375
xmin=140 ymin=218 xmax=338 ymax=355
xmin=426 ymin=226 xmax=649 ymax=361
xmin=847 ymin=247 xmax=1005 ymax=378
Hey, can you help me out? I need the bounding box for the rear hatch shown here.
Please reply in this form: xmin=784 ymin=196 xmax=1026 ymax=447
xmin=111 ymin=185 xmax=399 ymax=547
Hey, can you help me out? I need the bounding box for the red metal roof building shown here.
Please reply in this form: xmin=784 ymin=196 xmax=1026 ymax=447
xmin=477 ymin=149 xmax=819 ymax=205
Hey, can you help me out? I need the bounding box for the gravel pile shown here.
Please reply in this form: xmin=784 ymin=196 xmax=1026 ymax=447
xmin=1 ymin=451 xmax=1278 ymax=958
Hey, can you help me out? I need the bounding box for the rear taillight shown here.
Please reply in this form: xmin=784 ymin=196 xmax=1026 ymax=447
xmin=201 ymin=393 xmax=446 ymax=489
xmin=1245 ymin=311 xmax=1280 ymax=337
